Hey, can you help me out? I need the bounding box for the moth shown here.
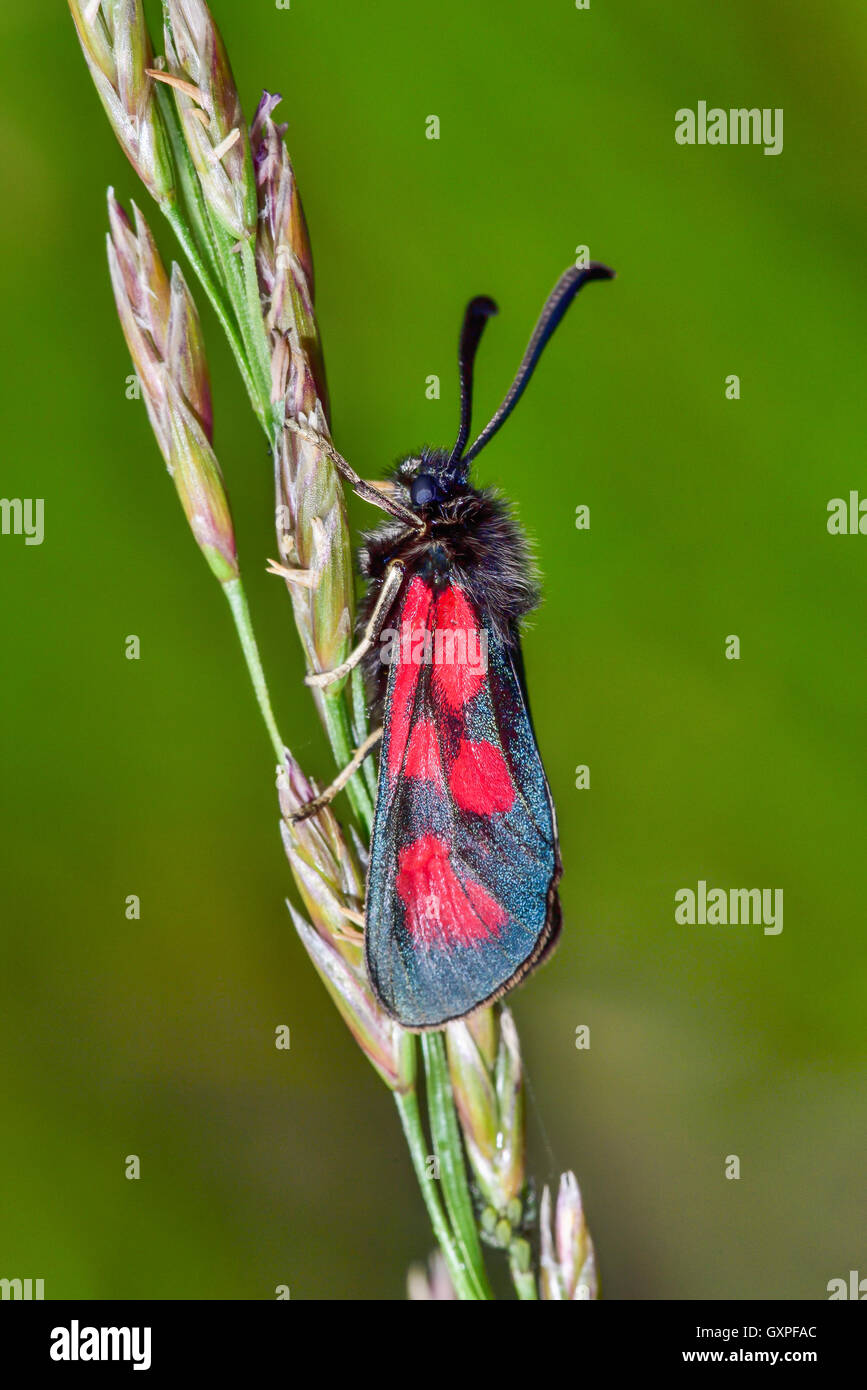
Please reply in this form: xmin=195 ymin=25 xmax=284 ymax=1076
xmin=292 ymin=263 xmax=614 ymax=1029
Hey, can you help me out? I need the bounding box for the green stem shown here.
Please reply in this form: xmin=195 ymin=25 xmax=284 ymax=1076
xmin=201 ymin=219 xmax=273 ymax=435
xmin=223 ymin=577 xmax=284 ymax=761
xmin=154 ymin=80 xmax=221 ymax=282
xmin=162 ymin=202 xmax=265 ymax=430
xmin=239 ymin=238 xmax=277 ymax=429
xmin=152 ymin=82 xmax=267 ymax=429
xmin=351 ymin=663 xmax=379 ymax=803
xmin=321 ymin=692 xmax=376 ymax=834
xmin=394 ymin=1087 xmax=481 ymax=1302
xmin=421 ymin=1033 xmax=494 ymax=1299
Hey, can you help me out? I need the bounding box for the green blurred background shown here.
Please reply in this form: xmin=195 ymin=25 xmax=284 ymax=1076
xmin=1 ymin=0 xmax=864 ymax=1300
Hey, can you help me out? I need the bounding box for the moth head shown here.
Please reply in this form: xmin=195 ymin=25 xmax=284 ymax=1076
xmin=393 ymin=449 xmax=457 ymax=509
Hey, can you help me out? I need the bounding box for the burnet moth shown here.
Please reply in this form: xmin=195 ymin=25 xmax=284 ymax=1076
xmin=294 ymin=263 xmax=614 ymax=1029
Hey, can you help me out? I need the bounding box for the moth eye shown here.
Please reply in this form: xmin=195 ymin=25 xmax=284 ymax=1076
xmin=410 ymin=473 xmax=439 ymax=507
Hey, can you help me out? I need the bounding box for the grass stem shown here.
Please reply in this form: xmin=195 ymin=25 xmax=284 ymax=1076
xmin=223 ymin=577 xmax=285 ymax=762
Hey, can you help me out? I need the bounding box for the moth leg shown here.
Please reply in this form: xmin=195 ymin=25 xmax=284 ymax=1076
xmin=289 ymin=727 xmax=383 ymax=823
xmin=267 ymin=517 xmax=327 ymax=590
xmin=305 ymin=560 xmax=405 ymax=689
xmin=265 ymin=559 xmax=317 ymax=588
xmin=285 ymin=419 xmax=424 ymax=531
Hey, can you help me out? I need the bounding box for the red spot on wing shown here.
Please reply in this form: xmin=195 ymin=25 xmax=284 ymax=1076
xmin=432 ymin=585 xmax=487 ymax=710
xmin=449 ymin=739 xmax=515 ymax=814
xmin=387 ymin=578 xmax=433 ymax=780
xmin=404 ymin=718 xmax=443 ymax=785
xmin=396 ymin=834 xmax=507 ymax=948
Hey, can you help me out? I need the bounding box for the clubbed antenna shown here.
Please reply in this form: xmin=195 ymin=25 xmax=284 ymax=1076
xmin=461 ymin=263 xmax=615 ymax=466
xmin=445 ymin=295 xmax=498 ymax=484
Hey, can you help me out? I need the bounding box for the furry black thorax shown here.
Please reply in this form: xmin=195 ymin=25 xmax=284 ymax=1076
xmin=358 ymin=448 xmax=539 ymax=718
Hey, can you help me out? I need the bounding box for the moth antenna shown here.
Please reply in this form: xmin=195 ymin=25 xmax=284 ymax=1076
xmin=445 ymin=295 xmax=498 ymax=484
xmin=461 ymin=262 xmax=615 ymax=465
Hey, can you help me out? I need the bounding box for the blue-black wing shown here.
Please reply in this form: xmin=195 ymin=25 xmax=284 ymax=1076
xmin=365 ymin=575 xmax=561 ymax=1029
